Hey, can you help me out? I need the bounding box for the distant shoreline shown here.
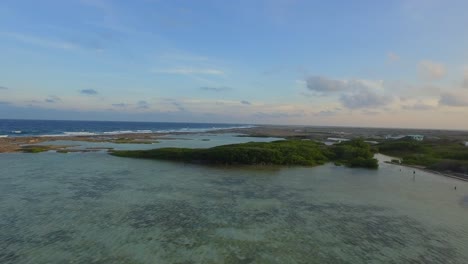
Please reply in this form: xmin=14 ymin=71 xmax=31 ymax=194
xmin=0 ymin=132 xmax=170 ymax=153
xmin=0 ymin=125 xmax=308 ymax=153
xmin=2 ymin=124 xmax=468 ymax=183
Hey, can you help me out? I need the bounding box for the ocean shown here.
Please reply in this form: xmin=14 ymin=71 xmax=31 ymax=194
xmin=0 ymin=119 xmax=254 ymax=137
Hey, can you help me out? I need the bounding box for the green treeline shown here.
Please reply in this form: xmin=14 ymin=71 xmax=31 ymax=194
xmin=377 ymin=139 xmax=468 ymax=174
xmin=110 ymin=139 xmax=378 ymax=169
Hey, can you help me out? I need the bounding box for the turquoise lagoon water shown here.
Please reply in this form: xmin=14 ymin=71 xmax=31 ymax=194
xmin=1 ymin=134 xmax=468 ymax=263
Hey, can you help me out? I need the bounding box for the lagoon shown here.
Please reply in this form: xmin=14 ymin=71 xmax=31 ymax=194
xmin=1 ymin=134 xmax=468 ymax=263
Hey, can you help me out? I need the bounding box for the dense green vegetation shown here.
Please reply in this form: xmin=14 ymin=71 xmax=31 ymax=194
xmin=20 ymin=145 xmax=52 ymax=153
xmin=377 ymin=139 xmax=468 ymax=174
xmin=111 ymin=139 xmax=379 ymax=169
xmin=330 ymin=140 xmax=379 ymax=169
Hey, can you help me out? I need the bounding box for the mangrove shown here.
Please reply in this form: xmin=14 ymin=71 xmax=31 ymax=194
xmin=110 ymin=139 xmax=379 ymax=169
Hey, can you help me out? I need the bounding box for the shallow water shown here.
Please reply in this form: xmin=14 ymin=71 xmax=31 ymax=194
xmin=41 ymin=133 xmax=283 ymax=151
xmin=1 ymin=135 xmax=468 ymax=263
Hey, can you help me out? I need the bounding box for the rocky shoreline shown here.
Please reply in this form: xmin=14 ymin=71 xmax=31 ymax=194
xmin=0 ymin=132 xmax=169 ymax=153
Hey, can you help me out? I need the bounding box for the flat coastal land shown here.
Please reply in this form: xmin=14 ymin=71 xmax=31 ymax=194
xmin=2 ymin=125 xmax=468 ymax=180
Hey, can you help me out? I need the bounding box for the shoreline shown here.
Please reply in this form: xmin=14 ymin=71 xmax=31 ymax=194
xmin=0 ymin=125 xmax=300 ymax=153
xmin=2 ymin=124 xmax=468 ymax=183
xmin=384 ymin=161 xmax=468 ymax=182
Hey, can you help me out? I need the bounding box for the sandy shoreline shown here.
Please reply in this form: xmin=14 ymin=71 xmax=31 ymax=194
xmin=384 ymin=161 xmax=468 ymax=182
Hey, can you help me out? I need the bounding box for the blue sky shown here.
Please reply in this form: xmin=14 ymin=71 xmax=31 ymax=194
xmin=1 ymin=0 xmax=468 ymax=128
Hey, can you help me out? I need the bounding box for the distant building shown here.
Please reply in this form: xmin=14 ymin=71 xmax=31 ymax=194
xmin=464 ymin=141 xmax=468 ymax=147
xmin=407 ymin=135 xmax=424 ymax=141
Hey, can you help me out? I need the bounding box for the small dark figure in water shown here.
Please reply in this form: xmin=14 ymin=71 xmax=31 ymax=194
xmin=413 ymin=171 xmax=415 ymax=174
xmin=454 ymin=186 xmax=457 ymax=190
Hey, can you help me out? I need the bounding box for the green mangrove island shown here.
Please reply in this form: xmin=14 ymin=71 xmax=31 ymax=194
xmin=110 ymin=139 xmax=379 ymax=169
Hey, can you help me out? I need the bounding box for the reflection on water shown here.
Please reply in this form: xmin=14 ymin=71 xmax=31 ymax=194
xmin=1 ymin=135 xmax=468 ymax=263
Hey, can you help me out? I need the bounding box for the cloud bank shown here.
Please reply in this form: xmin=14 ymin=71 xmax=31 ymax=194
xmin=439 ymin=93 xmax=468 ymax=107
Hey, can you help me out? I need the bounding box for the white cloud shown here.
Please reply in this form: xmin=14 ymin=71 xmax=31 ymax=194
xmin=159 ymin=52 xmax=209 ymax=62
xmin=419 ymin=60 xmax=446 ymax=80
xmin=295 ymin=79 xmax=307 ymax=88
xmin=136 ymin=100 xmax=150 ymax=109
xmin=356 ymin=79 xmax=384 ymax=90
xmin=152 ymin=67 xmax=224 ymax=75
xmin=79 ymin=0 xmax=114 ymax=16
xmin=340 ymin=89 xmax=392 ymax=109
xmin=305 ymin=75 xmax=389 ymax=109
xmin=387 ymin=52 xmax=400 ymax=62
xmin=463 ymin=68 xmax=468 ymax=88
xmin=253 ymin=111 xmax=305 ymax=119
xmin=402 ymin=103 xmax=435 ymax=111
xmin=200 ymin=86 xmax=231 ymax=92
xmin=306 ymin=76 xmax=347 ymax=93
xmin=79 ymin=89 xmax=99 ymax=95
xmin=112 ymin=103 xmax=127 ymax=108
xmin=1 ymin=32 xmax=79 ymax=50
xmin=45 ymin=96 xmax=61 ymax=104
xmin=314 ymin=110 xmax=337 ymax=117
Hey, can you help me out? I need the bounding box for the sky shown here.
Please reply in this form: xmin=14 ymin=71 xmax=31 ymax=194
xmin=1 ymin=0 xmax=468 ymax=129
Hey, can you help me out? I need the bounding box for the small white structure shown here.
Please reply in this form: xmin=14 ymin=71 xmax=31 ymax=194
xmin=407 ymin=135 xmax=424 ymax=141
xmin=464 ymin=141 xmax=468 ymax=147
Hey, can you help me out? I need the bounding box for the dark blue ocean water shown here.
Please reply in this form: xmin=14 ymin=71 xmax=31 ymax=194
xmin=0 ymin=119 xmax=253 ymax=137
